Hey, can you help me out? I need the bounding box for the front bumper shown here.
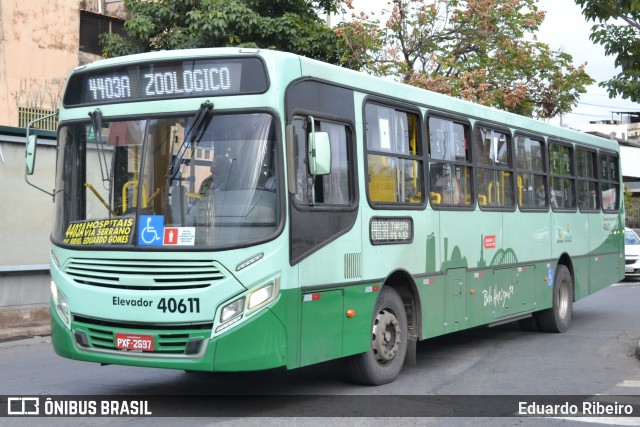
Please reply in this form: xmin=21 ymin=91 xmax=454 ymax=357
xmin=624 ymin=258 xmax=640 ymax=277
xmin=51 ymin=298 xmax=288 ymax=372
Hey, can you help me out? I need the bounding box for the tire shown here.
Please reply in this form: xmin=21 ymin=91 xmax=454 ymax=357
xmin=346 ymin=286 xmax=408 ymax=386
xmin=534 ymin=264 xmax=573 ymax=333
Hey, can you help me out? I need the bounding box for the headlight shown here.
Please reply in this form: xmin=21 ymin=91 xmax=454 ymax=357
xmin=51 ymin=280 xmax=70 ymax=328
xmin=220 ymin=297 xmax=244 ymax=323
xmin=248 ymin=282 xmax=275 ymax=310
xmin=216 ymin=277 xmax=280 ymax=334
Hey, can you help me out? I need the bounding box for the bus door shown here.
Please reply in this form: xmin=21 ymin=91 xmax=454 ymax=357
xmin=287 ymin=115 xmax=360 ymax=366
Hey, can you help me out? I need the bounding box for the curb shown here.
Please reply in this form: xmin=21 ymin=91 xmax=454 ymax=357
xmin=0 ymin=306 xmax=51 ymax=342
xmin=0 ymin=323 xmax=51 ymax=342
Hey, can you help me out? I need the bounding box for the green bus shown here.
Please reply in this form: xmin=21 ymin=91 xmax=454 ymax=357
xmin=26 ymin=48 xmax=625 ymax=385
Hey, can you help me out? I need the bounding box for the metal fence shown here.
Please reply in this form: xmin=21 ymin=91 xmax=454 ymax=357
xmin=18 ymin=107 xmax=58 ymax=131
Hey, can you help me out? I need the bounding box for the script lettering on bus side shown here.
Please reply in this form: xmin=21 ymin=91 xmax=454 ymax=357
xmin=482 ymin=283 xmax=515 ymax=308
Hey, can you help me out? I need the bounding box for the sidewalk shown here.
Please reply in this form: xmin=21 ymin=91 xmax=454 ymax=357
xmin=0 ymin=305 xmax=51 ymax=342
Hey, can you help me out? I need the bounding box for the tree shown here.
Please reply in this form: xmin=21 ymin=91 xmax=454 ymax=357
xmin=575 ymin=0 xmax=640 ymax=102
xmin=100 ymin=0 xmax=346 ymax=65
xmin=335 ymin=0 xmax=594 ymax=119
xmin=625 ymin=186 xmax=639 ymax=228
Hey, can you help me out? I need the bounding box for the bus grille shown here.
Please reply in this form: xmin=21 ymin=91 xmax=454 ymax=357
xmin=63 ymin=258 xmax=225 ymax=290
xmin=73 ymin=315 xmax=213 ymax=355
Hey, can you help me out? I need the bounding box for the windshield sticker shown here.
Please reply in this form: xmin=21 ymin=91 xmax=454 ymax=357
xmin=63 ymin=218 xmax=133 ymax=245
xmin=138 ymin=215 xmax=164 ymax=246
xmin=163 ymin=227 xmax=196 ymax=246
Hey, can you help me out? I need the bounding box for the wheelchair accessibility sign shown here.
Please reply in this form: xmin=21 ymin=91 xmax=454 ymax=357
xmin=139 ymin=215 xmax=164 ymax=246
xmin=138 ymin=216 xmax=195 ymax=246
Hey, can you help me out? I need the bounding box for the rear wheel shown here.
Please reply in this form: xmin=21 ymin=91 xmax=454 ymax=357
xmin=534 ymin=264 xmax=573 ymax=333
xmin=346 ymin=286 xmax=408 ymax=385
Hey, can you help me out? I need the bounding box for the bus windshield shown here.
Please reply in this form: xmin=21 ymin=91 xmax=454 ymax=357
xmin=53 ymin=112 xmax=280 ymax=248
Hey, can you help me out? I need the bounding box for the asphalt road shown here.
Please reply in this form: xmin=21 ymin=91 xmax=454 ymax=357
xmin=1 ymin=280 xmax=640 ymax=426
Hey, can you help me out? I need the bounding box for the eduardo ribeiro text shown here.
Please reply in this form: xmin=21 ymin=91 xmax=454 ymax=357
xmin=519 ymin=401 xmax=634 ymax=416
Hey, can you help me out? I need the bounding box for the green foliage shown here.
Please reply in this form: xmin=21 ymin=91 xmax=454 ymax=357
xmin=575 ymin=0 xmax=640 ymax=102
xmin=625 ymin=187 xmax=639 ymax=227
xmin=101 ymin=0 xmax=595 ymax=119
xmin=100 ymin=0 xmax=346 ymax=65
xmin=337 ymin=0 xmax=594 ymax=119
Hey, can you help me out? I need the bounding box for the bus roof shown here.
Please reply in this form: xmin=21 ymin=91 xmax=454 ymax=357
xmin=295 ymin=53 xmax=619 ymax=153
xmin=69 ymin=47 xmax=618 ymax=153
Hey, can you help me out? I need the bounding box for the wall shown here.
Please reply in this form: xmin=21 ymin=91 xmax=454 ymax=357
xmin=0 ymin=131 xmax=56 ymax=308
xmin=580 ymin=122 xmax=629 ymax=141
xmin=0 ymin=0 xmax=79 ymax=127
xmin=621 ymin=145 xmax=640 ymax=179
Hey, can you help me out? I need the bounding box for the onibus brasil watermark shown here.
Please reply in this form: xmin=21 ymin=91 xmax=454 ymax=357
xmin=6 ymin=397 xmax=151 ymax=416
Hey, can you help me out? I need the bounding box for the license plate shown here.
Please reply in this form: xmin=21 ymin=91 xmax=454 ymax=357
xmin=115 ymin=333 xmax=154 ymax=351
xmin=625 ymin=266 xmax=634 ymax=273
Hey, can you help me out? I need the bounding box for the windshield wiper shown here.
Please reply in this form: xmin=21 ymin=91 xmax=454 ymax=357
xmin=88 ymin=109 xmax=110 ymax=185
xmin=168 ymin=101 xmax=213 ymax=182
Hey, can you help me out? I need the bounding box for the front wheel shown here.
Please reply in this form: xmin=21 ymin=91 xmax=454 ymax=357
xmin=534 ymin=264 xmax=573 ymax=333
xmin=346 ymin=286 xmax=408 ymax=385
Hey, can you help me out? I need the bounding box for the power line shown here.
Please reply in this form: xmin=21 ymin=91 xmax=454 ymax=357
xmin=567 ymin=111 xmax=615 ymax=118
xmin=581 ymin=92 xmax=612 ymax=97
xmin=578 ymin=101 xmax=640 ymax=110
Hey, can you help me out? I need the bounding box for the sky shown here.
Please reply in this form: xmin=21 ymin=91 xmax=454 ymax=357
xmin=341 ymin=0 xmax=640 ymax=129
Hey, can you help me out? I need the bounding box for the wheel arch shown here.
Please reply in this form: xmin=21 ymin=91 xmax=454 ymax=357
xmin=381 ymin=269 xmax=422 ymax=341
xmin=556 ymin=252 xmax=576 ymax=301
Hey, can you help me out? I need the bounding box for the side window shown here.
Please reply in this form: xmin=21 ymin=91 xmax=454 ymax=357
xmin=576 ymin=148 xmax=600 ymax=212
xmin=365 ymin=103 xmax=423 ymax=205
xmin=600 ymin=152 xmax=620 ymax=212
xmin=549 ymin=142 xmax=576 ymax=210
xmin=427 ymin=116 xmax=472 ymax=207
xmin=292 ymin=116 xmax=353 ymax=206
xmin=474 ymin=127 xmax=514 ymax=208
xmin=515 ymin=135 xmax=547 ymax=209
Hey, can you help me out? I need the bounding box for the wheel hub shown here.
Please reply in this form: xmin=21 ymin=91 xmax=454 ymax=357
xmin=372 ymin=309 xmax=402 ymax=363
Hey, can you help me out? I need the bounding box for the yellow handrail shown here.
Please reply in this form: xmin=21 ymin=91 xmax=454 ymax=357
xmin=501 ymin=171 xmax=511 ymax=205
xmin=122 ymin=180 xmax=148 ymax=212
xmin=516 ymin=175 xmax=523 ymax=206
xmin=488 ymin=182 xmax=499 ymax=204
xmin=84 ymin=183 xmax=117 ymax=217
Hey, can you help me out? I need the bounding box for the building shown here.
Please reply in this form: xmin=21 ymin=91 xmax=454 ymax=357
xmin=580 ymin=112 xmax=640 ymax=143
xmin=0 ymin=0 xmax=126 ymax=337
xmin=0 ymin=0 xmax=126 ymax=131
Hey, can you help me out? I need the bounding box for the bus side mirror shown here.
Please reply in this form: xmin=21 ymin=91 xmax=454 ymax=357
xmin=308 ymin=131 xmax=331 ymax=176
xmin=25 ymin=134 xmax=38 ymax=176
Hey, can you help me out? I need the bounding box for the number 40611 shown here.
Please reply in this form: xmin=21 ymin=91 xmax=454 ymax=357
xmin=157 ymin=297 xmax=200 ymax=313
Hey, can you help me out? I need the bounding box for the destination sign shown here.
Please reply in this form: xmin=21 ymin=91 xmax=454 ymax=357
xmin=369 ymin=217 xmax=414 ymax=244
xmin=64 ymin=57 xmax=268 ymax=106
